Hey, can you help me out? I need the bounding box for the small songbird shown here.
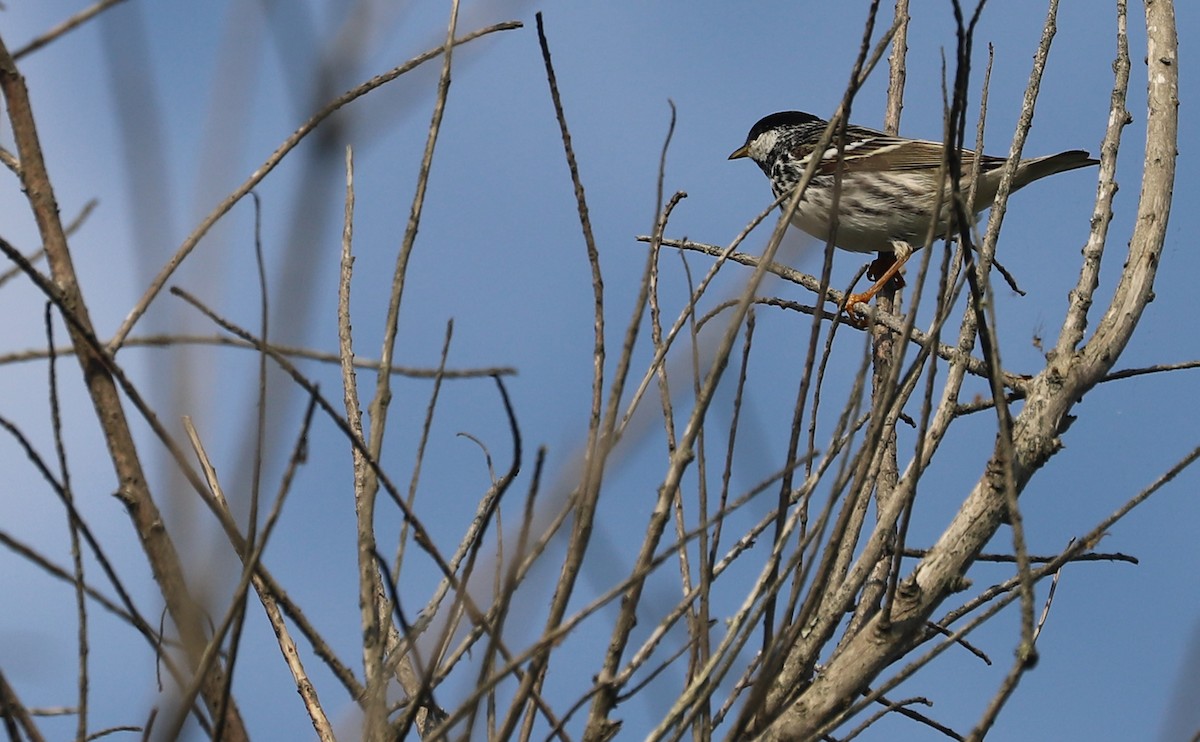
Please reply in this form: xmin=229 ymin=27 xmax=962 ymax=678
xmin=729 ymin=110 xmax=1097 ymax=312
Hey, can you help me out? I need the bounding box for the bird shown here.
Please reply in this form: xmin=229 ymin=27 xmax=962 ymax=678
xmin=728 ymin=110 xmax=1097 ymax=315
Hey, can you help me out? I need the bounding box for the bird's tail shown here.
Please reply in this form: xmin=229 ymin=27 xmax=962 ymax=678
xmin=1015 ymin=150 xmax=1099 ymax=189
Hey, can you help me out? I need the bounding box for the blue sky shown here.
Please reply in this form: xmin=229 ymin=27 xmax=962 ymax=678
xmin=1 ymin=2 xmax=1197 ymax=740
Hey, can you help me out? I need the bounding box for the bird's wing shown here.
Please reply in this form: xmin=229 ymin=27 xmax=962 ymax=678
xmin=797 ymin=128 xmax=1005 ymax=174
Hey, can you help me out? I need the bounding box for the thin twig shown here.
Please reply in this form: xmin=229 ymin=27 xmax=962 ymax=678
xmin=505 ymin=13 xmax=611 ymax=742
xmin=0 ymin=334 xmax=515 ymax=377
xmin=44 ymin=304 xmax=90 ymax=741
xmin=13 ymin=0 xmax=129 ymax=59
xmin=0 ymin=199 xmax=98 ymax=289
xmin=162 ymin=397 xmax=320 ymax=741
xmin=108 ymin=20 xmax=522 ymax=351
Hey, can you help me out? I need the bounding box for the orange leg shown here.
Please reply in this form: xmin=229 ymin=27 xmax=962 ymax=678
xmin=867 ymin=253 xmax=907 ymax=288
xmin=843 ymin=243 xmax=914 ymax=321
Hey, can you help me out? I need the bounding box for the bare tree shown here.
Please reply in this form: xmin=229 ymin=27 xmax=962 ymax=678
xmin=0 ymin=0 xmax=1182 ymax=740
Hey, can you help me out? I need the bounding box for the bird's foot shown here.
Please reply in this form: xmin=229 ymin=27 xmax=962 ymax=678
xmin=841 ymin=291 xmax=874 ymax=328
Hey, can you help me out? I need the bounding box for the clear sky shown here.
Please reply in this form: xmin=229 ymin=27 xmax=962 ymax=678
xmin=1 ymin=2 xmax=1197 ymax=740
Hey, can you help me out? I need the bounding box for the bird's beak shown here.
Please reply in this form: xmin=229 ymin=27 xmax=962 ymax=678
xmin=728 ymin=145 xmax=749 ymax=160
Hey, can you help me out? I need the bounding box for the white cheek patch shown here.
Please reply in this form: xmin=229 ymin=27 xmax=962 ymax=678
xmin=748 ymin=130 xmax=780 ymax=161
